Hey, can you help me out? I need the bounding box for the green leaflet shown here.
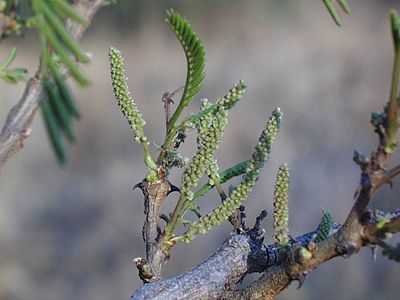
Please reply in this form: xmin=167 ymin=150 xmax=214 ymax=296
xmin=48 ymin=59 xmax=81 ymax=118
xmin=43 ymin=79 xmax=76 ymax=143
xmin=32 ymin=0 xmax=90 ymax=86
xmin=166 ymin=9 xmax=205 ymax=132
xmin=51 ymin=0 xmax=87 ymax=24
xmin=41 ymin=3 xmax=89 ymax=64
xmin=0 ymin=48 xmax=27 ymax=84
xmin=41 ymin=77 xmax=80 ymax=165
xmin=41 ymin=97 xmax=66 ymax=165
xmin=322 ymin=0 xmax=350 ymax=27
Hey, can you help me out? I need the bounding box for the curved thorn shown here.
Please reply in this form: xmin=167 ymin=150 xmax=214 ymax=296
xmin=168 ymin=182 xmax=181 ymax=194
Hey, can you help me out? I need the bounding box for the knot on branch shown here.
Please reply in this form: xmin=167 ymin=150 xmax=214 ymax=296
xmin=286 ymin=242 xmax=317 ymax=287
xmin=133 ymin=257 xmax=155 ymax=283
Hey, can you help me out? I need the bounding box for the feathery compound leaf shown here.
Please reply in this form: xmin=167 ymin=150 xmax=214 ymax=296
xmin=166 ymin=9 xmax=205 ymax=131
xmin=314 ymin=210 xmax=334 ymax=243
xmin=273 ymin=163 xmax=290 ymax=246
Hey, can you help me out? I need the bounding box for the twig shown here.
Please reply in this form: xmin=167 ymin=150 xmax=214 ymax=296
xmin=0 ymin=0 xmax=103 ymax=171
xmin=214 ymin=179 xmax=242 ymax=231
xmin=139 ymin=177 xmax=171 ymax=282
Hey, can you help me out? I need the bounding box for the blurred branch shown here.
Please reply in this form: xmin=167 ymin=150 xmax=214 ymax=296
xmin=0 ymin=0 xmax=103 ymax=172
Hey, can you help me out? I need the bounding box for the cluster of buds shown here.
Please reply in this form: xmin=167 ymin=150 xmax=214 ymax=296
xmin=273 ymin=163 xmax=290 ymax=246
xmin=183 ymin=108 xmax=283 ymax=241
xmin=181 ymin=99 xmax=214 ymax=189
xmin=314 ymin=210 xmax=334 ymax=243
xmin=109 ymin=47 xmax=147 ymax=144
xmin=181 ymin=98 xmax=231 ymax=201
xmin=246 ymin=107 xmax=282 ymax=177
xmin=215 ymin=80 xmax=246 ymax=111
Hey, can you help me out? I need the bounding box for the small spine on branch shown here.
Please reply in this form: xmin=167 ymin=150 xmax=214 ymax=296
xmin=181 ymin=108 xmax=283 ymax=242
xmin=314 ymin=210 xmax=334 ymax=243
xmin=273 ymin=163 xmax=290 ymax=246
xmin=109 ymin=47 xmax=156 ymax=172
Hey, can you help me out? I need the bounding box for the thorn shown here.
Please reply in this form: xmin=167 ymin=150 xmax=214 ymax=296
xmin=168 ymin=182 xmax=181 ymax=194
xmin=371 ymin=247 xmax=377 ymax=263
xmin=160 ymin=214 xmax=170 ymax=223
xmin=289 ymin=235 xmax=297 ymax=243
xmin=344 ymin=245 xmax=356 ymax=258
xmin=353 ymin=187 xmax=360 ymax=199
xmin=133 ymin=181 xmax=143 ymax=191
xmin=385 ymin=179 xmax=394 ymax=189
xmin=297 ymin=275 xmax=306 ymax=289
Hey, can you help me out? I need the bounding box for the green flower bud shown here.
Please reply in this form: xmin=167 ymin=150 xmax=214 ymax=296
xmin=314 ymin=210 xmax=334 ymax=243
xmin=109 ymin=47 xmax=148 ymax=144
xmin=296 ymin=246 xmax=313 ymax=265
xmin=273 ymin=163 xmax=290 ymax=246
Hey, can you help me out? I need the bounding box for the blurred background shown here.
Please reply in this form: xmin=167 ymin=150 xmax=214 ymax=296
xmin=1 ymin=0 xmax=400 ymax=299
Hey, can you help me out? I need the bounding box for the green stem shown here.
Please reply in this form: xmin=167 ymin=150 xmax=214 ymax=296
xmin=0 ymin=48 xmax=17 ymax=71
xmin=386 ymin=10 xmax=400 ymax=153
xmin=164 ymin=193 xmax=186 ymax=240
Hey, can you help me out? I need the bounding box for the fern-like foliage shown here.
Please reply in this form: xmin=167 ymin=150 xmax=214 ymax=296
xmin=29 ymin=0 xmax=90 ymax=165
xmin=165 ymin=9 xmax=205 ymax=132
xmin=1 ymin=0 xmax=92 ymax=165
